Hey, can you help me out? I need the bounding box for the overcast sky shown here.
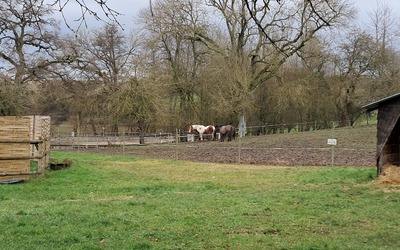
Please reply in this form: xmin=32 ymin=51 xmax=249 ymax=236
xmin=354 ymin=0 xmax=400 ymax=20
xmin=56 ymin=0 xmax=400 ymax=32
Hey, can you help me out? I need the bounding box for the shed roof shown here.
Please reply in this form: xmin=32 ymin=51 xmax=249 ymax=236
xmin=362 ymin=92 xmax=400 ymax=112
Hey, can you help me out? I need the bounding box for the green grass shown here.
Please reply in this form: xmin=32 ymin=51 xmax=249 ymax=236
xmin=1 ymin=152 xmax=399 ymax=249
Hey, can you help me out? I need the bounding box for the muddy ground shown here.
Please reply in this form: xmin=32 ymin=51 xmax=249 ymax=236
xmin=62 ymin=125 xmax=377 ymax=167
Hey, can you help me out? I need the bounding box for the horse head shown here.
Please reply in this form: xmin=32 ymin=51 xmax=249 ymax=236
xmin=214 ymin=125 xmax=221 ymax=133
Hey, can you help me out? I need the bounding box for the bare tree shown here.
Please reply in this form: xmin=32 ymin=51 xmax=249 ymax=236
xmin=44 ymin=23 xmax=138 ymax=135
xmin=204 ymin=0 xmax=354 ymax=127
xmin=207 ymin=0 xmax=252 ymax=59
xmin=48 ymin=0 xmax=122 ymax=31
xmin=324 ymin=0 xmax=400 ymax=127
xmin=366 ymin=0 xmax=400 ymax=93
xmin=108 ymin=77 xmax=166 ymax=144
xmin=60 ymin=23 xmax=137 ymax=85
xmin=0 ymin=0 xmax=61 ymax=85
xmin=368 ymin=0 xmax=399 ymax=50
xmin=202 ymin=52 xmax=255 ymax=124
xmin=242 ymin=0 xmax=354 ymax=91
xmin=138 ymin=0 xmax=211 ymax=128
xmin=327 ymin=28 xmax=381 ymax=126
xmin=0 ymin=0 xmax=66 ymax=115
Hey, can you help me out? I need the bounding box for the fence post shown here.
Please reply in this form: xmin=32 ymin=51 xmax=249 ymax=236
xmin=175 ymin=128 xmax=179 ymax=160
xmin=122 ymin=128 xmax=125 ymax=156
xmin=331 ymin=122 xmax=335 ymax=166
xmin=238 ymin=133 xmax=241 ymax=164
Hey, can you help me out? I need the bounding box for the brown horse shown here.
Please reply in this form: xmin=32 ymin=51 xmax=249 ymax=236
xmin=215 ymin=125 xmax=235 ymax=142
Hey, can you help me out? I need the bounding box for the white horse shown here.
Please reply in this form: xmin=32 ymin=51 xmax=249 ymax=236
xmin=189 ymin=124 xmax=215 ymax=141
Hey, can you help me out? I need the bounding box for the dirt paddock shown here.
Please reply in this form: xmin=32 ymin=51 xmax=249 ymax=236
xmin=62 ymin=125 xmax=378 ymax=167
xmin=56 ymin=126 xmax=378 ymax=166
xmin=68 ymin=143 xmax=374 ymax=166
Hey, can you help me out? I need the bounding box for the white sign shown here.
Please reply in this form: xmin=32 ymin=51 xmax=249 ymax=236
xmin=327 ymin=138 xmax=337 ymax=146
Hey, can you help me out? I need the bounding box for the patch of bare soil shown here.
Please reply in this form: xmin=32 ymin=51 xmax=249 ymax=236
xmin=65 ymin=125 xmax=377 ymax=167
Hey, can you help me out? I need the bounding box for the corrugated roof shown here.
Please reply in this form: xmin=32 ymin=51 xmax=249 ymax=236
xmin=362 ymin=92 xmax=400 ymax=112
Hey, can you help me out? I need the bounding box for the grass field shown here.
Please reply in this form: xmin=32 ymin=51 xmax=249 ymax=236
xmin=1 ymin=151 xmax=399 ymax=249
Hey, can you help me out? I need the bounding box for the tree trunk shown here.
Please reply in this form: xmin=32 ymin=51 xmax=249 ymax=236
xmin=73 ymin=112 xmax=82 ymax=136
xmin=90 ymin=119 xmax=97 ymax=136
xmin=138 ymin=125 xmax=145 ymax=145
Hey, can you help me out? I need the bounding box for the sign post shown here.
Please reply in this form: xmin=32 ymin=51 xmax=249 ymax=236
xmin=327 ymin=138 xmax=337 ymax=165
xmin=238 ymin=115 xmax=246 ymax=164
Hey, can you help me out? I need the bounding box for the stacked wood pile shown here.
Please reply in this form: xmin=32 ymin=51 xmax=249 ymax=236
xmin=29 ymin=115 xmax=51 ymax=173
xmin=0 ymin=116 xmax=51 ymax=182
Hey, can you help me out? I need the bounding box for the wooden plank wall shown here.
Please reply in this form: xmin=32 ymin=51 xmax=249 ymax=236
xmin=0 ymin=116 xmax=51 ymax=182
xmin=382 ymin=119 xmax=400 ymax=167
xmin=26 ymin=115 xmax=51 ymax=173
xmin=0 ymin=117 xmax=31 ymax=181
xmin=27 ymin=115 xmax=51 ymax=140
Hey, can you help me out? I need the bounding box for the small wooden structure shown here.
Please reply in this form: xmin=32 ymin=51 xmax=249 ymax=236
xmin=363 ymin=93 xmax=400 ymax=175
xmin=0 ymin=116 xmax=51 ymax=182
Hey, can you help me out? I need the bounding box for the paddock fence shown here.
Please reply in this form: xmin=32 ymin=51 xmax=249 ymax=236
xmin=49 ymin=118 xmax=377 ymax=167
xmin=50 ymin=132 xmax=177 ymax=150
xmin=50 ymin=118 xmax=377 ymax=149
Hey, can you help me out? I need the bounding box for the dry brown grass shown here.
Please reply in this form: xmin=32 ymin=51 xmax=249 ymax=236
xmin=378 ymin=165 xmax=400 ymax=185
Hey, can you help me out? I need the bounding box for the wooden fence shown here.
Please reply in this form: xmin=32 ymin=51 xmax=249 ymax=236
xmin=0 ymin=116 xmax=51 ymax=182
xmin=50 ymin=133 xmax=176 ymax=149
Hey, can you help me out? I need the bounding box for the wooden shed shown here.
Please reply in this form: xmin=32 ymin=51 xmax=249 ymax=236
xmin=362 ymin=93 xmax=400 ymax=175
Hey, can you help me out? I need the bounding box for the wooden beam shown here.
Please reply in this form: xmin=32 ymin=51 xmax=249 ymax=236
xmin=0 ymin=139 xmax=45 ymax=144
xmin=0 ymin=155 xmax=45 ymax=160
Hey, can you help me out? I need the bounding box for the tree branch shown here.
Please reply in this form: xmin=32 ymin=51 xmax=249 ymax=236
xmin=49 ymin=0 xmax=123 ymax=32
